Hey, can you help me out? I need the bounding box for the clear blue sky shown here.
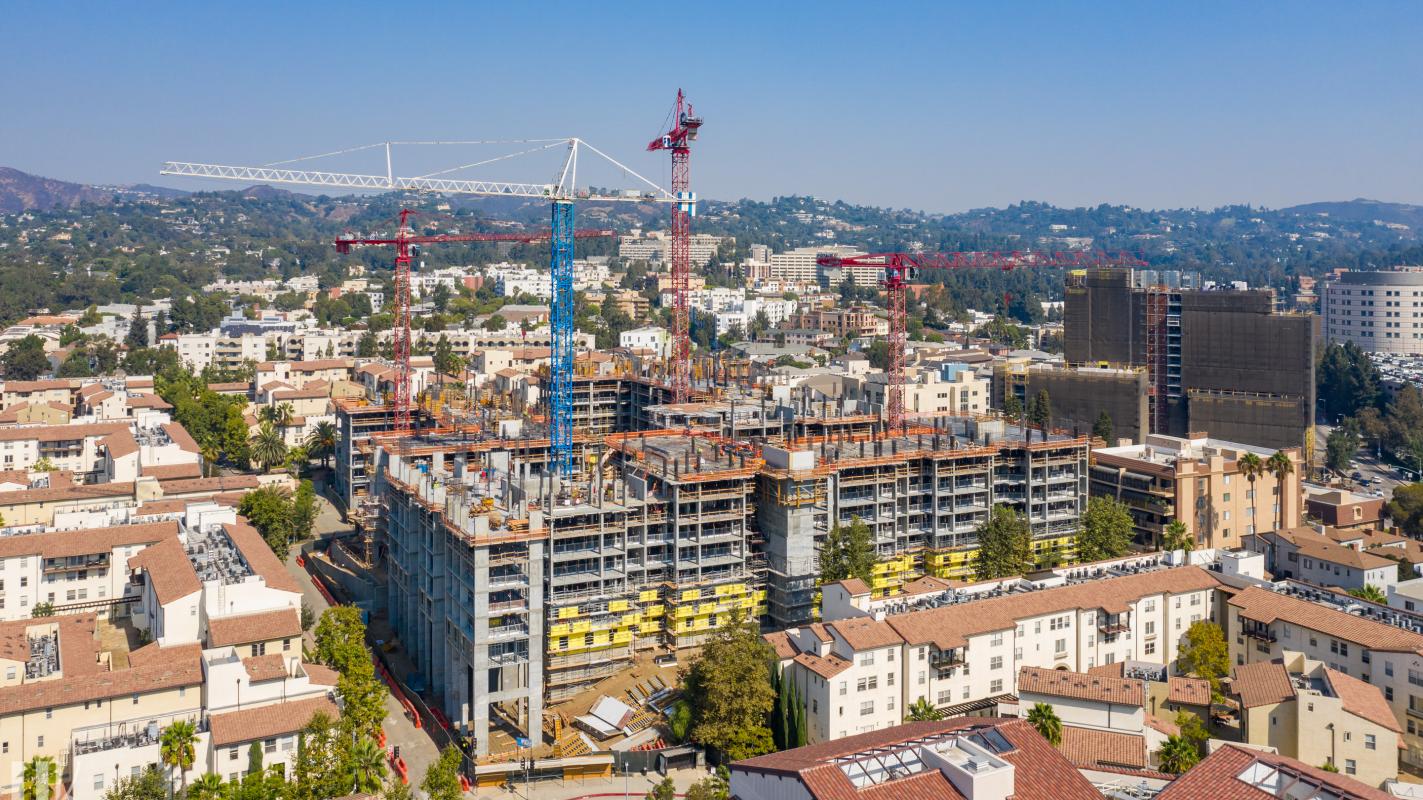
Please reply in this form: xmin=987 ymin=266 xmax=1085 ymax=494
xmin=3 ymin=1 xmax=1420 ymax=213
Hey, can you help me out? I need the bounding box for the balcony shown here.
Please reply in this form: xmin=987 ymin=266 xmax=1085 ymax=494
xmin=1098 ymin=615 xmax=1131 ymax=634
xmin=73 ymin=713 xmax=206 ymax=756
xmin=1242 ymin=626 xmax=1277 ymax=643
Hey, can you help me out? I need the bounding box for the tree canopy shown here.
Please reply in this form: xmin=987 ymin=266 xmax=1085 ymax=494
xmin=818 ymin=516 xmax=876 ymax=586
xmin=681 ymin=614 xmax=777 ymax=761
xmin=1077 ymin=496 xmax=1135 ymax=562
xmin=1177 ymin=621 xmax=1230 ymax=702
xmin=974 ymin=504 xmax=1033 ymax=581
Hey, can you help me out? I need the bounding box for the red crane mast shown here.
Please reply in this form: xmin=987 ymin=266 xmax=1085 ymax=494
xmin=335 ymin=208 xmax=614 ymax=432
xmin=648 ymin=90 xmax=703 ymax=402
xmin=817 ymin=250 xmax=1146 ymax=431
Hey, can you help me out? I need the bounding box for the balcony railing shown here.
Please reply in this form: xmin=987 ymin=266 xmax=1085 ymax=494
xmin=1242 ymin=627 xmax=1277 ymax=643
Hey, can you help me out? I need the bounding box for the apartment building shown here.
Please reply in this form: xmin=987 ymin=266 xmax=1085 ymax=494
xmin=1246 ymin=525 xmax=1400 ymax=594
xmin=1224 ymin=583 xmax=1423 ymax=769
xmin=859 ymin=366 xmax=988 ymax=418
xmin=127 ymin=503 xmax=304 ymax=655
xmin=768 ymin=562 xmax=1221 ymax=743
xmin=789 ymin=306 xmax=887 ymax=338
xmin=0 ymin=519 xmax=177 ymax=620
xmin=1230 ymin=652 xmax=1401 ymax=786
xmin=729 ymin=717 xmax=1104 ymax=800
xmin=0 ymin=421 xmax=201 ymax=484
xmin=617 ymin=230 xmax=722 ymax=267
xmin=1091 ymin=434 xmax=1303 ymax=550
xmin=760 ymin=245 xmax=864 ymax=286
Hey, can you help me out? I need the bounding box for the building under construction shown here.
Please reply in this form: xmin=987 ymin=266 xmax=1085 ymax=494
xmin=1061 ymin=267 xmax=1315 ymax=450
xmin=365 ymin=385 xmax=1088 ymax=755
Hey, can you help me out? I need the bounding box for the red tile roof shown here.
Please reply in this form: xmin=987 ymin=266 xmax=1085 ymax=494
xmin=1157 ymin=743 xmax=1393 ymax=800
xmin=207 ymin=608 xmax=301 ymax=648
xmin=1057 ymin=725 xmax=1147 ymax=770
xmin=243 ymin=654 xmax=289 ymax=683
xmin=1017 ymin=666 xmax=1144 ymax=707
xmin=128 ymin=537 xmax=201 ymax=605
xmin=1229 ymin=660 xmax=1295 ymax=709
xmin=1326 ymin=667 xmax=1402 ymax=733
xmin=832 ymin=578 xmax=871 ymax=596
xmin=223 ymin=521 xmax=301 ymax=594
xmin=733 ymin=717 xmax=1103 ymax=800
xmin=208 ymin=696 xmax=340 ymax=747
xmin=1168 ymin=676 xmax=1212 ymax=707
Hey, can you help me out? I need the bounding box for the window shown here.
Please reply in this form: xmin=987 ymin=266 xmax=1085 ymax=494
xmin=938 ymin=690 xmax=951 ymax=705
xmin=857 ymin=676 xmax=878 ymax=692
xmin=1365 ymin=734 xmax=1377 ymax=751
xmin=36 ymin=736 xmax=43 ymax=748
xmin=1345 ymin=759 xmax=1356 ymax=776
xmin=44 ymin=708 xmax=51 ymax=719
xmin=990 ymin=656 xmax=1003 ymax=670
xmin=1054 ymin=639 xmax=1066 ymax=655
xmin=251 ymin=643 xmax=266 ymax=657
xmin=1144 ymin=621 xmax=1155 ymax=636
xmin=887 ymin=673 xmax=894 ymax=687
xmin=839 ymin=681 xmax=847 ymax=696
xmin=861 ymin=652 xmax=875 ymax=666
xmin=859 ymin=701 xmax=874 ymax=716
xmin=990 ymin=633 xmax=1003 ymax=647
xmin=264 ymin=738 xmax=277 ymax=754
xmin=887 ymin=697 xmax=895 ymax=711
xmin=93 ymin=774 xmax=104 ymax=791
xmin=1145 ymin=641 xmax=1156 ymax=655
xmin=887 ymin=649 xmax=894 ymax=662
xmin=990 ymin=679 xmax=1003 ymax=693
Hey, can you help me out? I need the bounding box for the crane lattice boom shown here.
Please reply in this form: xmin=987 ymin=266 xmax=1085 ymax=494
xmin=647 ymin=90 xmax=703 ymax=403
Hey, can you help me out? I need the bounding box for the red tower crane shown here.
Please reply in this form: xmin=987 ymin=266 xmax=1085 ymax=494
xmin=334 ymin=208 xmax=614 ymax=432
xmin=648 ymin=90 xmax=703 ymax=403
xmin=817 ymin=250 xmax=1146 ymax=430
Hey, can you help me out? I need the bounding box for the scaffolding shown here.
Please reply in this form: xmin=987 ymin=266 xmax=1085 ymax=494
xmin=1144 ymin=286 xmax=1169 ymax=433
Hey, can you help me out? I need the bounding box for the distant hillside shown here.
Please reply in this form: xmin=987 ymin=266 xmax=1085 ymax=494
xmin=0 ymin=167 xmax=114 ymax=214
xmin=1283 ymin=198 xmax=1423 ymax=231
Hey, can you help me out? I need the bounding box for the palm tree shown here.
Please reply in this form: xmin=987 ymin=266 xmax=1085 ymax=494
xmin=1349 ymin=584 xmax=1388 ymax=604
xmin=1163 ymin=519 xmax=1194 ymax=553
xmin=347 ymin=736 xmax=389 ymax=793
xmin=258 ymin=402 xmax=294 ymax=428
xmin=160 ymin=718 xmax=198 ymax=792
xmin=1156 ymin=734 xmax=1201 ymax=774
xmin=1026 ymin=702 xmax=1062 ymax=746
xmin=305 ymin=420 xmax=339 ymax=469
xmin=906 ymin=697 xmax=941 ymax=722
xmin=1237 ymin=452 xmax=1264 ymax=539
xmin=22 ymin=755 xmax=56 ymax=800
xmin=186 ymin=772 xmax=225 ymax=800
xmin=1266 ymin=450 xmax=1295 ymax=532
xmin=249 ymin=422 xmax=288 ymax=473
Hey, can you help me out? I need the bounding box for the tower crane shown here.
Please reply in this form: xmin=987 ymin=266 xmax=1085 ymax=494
xmin=647 ymin=90 xmax=703 ymax=403
xmin=162 ymin=137 xmax=670 ymax=475
xmin=816 ymin=250 xmax=1146 ymax=430
xmin=332 ymin=208 xmax=615 ymax=432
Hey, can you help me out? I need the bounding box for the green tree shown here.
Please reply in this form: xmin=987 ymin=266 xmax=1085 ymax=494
xmin=315 ymin=606 xmax=371 ymax=674
xmin=1162 ymin=519 xmax=1194 ymax=553
xmin=1027 ymin=389 xmax=1052 ymax=440
xmin=1026 ymin=702 xmax=1062 ymax=746
xmin=159 ymin=718 xmax=198 ymax=792
xmin=818 ymin=515 xmax=876 ymax=586
xmin=1320 ymin=761 xmax=1340 ymax=772
xmin=1156 ymin=735 xmax=1201 ymax=774
xmin=1177 ymin=621 xmax=1230 ymax=702
xmin=346 ymin=736 xmax=389 ymax=794
xmin=305 ymin=420 xmax=339 ymax=470
xmin=682 ymin=613 xmax=777 ymax=761
xmin=383 ymin=781 xmax=415 ymax=800
xmin=1325 ymin=424 xmax=1361 ymax=474
xmin=292 ymin=479 xmax=320 ymax=542
xmin=1388 ymin=483 xmax=1423 ymax=538
xmin=357 ymin=331 xmax=379 ymax=357
xmin=906 ymin=697 xmax=941 ymax=721
xmin=22 ymin=755 xmax=57 ymax=800
xmin=667 ymin=699 xmax=692 ymax=743
xmin=647 ymin=776 xmax=677 ymax=800
xmin=4 ymin=335 xmax=51 ymax=381
xmin=1348 ymin=584 xmax=1387 ymax=604
xmin=1175 ymin=710 xmax=1209 ymax=747
xmin=974 ymin=504 xmax=1033 ymax=581
xmin=30 ymin=602 xmax=55 ymax=618
xmin=685 ymin=766 xmax=731 ymax=800
xmin=301 ymin=600 xmax=317 ymax=632
xmin=1317 ymin=342 xmax=1382 ymax=419
xmin=432 ymin=335 xmax=462 ymax=377
xmin=288 ymin=712 xmax=347 ymax=800
xmin=1077 ymin=496 xmax=1134 ymax=562
xmin=421 ymin=746 xmax=465 ymax=800
xmin=239 ymin=485 xmax=295 ymax=557
xmin=127 ymin=305 xmax=148 ymax=350
xmin=32 ymin=457 xmax=56 ymax=473
xmin=1001 ymin=392 xmax=1023 ymax=419
xmin=1266 ymin=451 xmax=1295 ymax=532
xmin=100 ymin=766 xmax=166 ymax=800
xmin=338 ymin=657 xmax=390 ymax=737
xmin=249 ymin=421 xmax=288 ymax=472
xmin=257 ymin=402 xmax=294 ymax=428
xmin=184 ymin=773 xmax=225 ymax=800
xmin=1236 ymin=452 xmax=1264 ymax=536
xmin=1092 ymin=411 xmax=1114 ymax=444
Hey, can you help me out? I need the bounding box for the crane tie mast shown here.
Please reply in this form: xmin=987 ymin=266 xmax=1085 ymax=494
xmin=647 ymin=90 xmax=704 ymax=403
